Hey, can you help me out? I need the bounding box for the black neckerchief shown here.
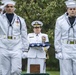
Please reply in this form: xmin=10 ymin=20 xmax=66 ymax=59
xmin=6 ymin=13 xmax=14 ymax=25
xmin=65 ymin=13 xmax=76 ymax=40
xmin=68 ymin=16 xmax=75 ymax=27
xmin=6 ymin=13 xmax=14 ymax=38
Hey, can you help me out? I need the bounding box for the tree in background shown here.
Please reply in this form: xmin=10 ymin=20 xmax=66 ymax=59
xmin=15 ymin=0 xmax=66 ymax=71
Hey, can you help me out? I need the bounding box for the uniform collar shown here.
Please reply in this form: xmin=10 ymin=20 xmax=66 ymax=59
xmin=65 ymin=12 xmax=69 ymax=18
xmin=34 ymin=32 xmax=41 ymax=36
xmin=65 ymin=12 xmax=76 ymax=18
xmin=2 ymin=13 xmax=17 ymax=25
xmin=3 ymin=13 xmax=17 ymax=18
xmin=65 ymin=12 xmax=76 ymax=26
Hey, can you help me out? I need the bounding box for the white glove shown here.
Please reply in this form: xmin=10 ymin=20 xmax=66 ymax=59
xmin=22 ymin=48 xmax=28 ymax=52
xmin=55 ymin=52 xmax=63 ymax=59
xmin=22 ymin=52 xmax=28 ymax=59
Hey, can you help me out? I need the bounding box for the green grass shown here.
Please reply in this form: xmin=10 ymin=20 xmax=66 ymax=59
xmin=22 ymin=71 xmax=60 ymax=75
xmin=48 ymin=71 xmax=59 ymax=75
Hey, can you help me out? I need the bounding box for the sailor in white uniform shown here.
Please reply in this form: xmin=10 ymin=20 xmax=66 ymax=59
xmin=0 ymin=3 xmax=5 ymax=75
xmin=27 ymin=20 xmax=50 ymax=73
xmin=0 ymin=0 xmax=29 ymax=75
xmin=54 ymin=0 xmax=76 ymax=75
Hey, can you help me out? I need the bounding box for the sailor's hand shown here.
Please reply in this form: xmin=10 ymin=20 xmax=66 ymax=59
xmin=55 ymin=52 xmax=63 ymax=59
xmin=22 ymin=52 xmax=28 ymax=59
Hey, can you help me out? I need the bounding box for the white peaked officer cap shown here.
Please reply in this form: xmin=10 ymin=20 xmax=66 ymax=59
xmin=31 ymin=20 xmax=43 ymax=27
xmin=65 ymin=0 xmax=76 ymax=8
xmin=3 ymin=0 xmax=16 ymax=7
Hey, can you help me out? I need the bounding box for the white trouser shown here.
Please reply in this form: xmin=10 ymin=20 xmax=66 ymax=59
xmin=0 ymin=49 xmax=2 ymax=75
xmin=59 ymin=59 xmax=76 ymax=75
xmin=59 ymin=59 xmax=65 ymax=75
xmin=1 ymin=48 xmax=22 ymax=75
xmin=27 ymin=58 xmax=45 ymax=73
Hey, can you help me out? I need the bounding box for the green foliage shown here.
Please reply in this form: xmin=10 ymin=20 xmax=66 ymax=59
xmin=50 ymin=71 xmax=60 ymax=75
xmin=14 ymin=0 xmax=66 ymax=70
xmin=0 ymin=0 xmax=2 ymax=5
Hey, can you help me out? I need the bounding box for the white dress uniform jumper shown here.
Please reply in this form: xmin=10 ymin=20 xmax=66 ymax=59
xmin=55 ymin=12 xmax=76 ymax=75
xmin=55 ymin=0 xmax=76 ymax=75
xmin=0 ymin=13 xmax=28 ymax=75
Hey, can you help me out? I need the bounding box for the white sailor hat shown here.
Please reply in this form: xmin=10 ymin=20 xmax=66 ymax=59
xmin=1 ymin=0 xmax=8 ymax=4
xmin=3 ymin=0 xmax=16 ymax=7
xmin=31 ymin=20 xmax=43 ymax=27
xmin=0 ymin=5 xmax=4 ymax=10
xmin=65 ymin=0 xmax=76 ymax=8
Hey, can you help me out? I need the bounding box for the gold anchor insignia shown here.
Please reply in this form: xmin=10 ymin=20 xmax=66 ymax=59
xmin=35 ymin=22 xmax=39 ymax=25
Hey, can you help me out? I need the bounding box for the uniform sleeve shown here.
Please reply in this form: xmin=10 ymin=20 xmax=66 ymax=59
xmin=42 ymin=34 xmax=50 ymax=51
xmin=45 ymin=34 xmax=50 ymax=50
xmin=27 ymin=34 xmax=31 ymax=44
xmin=54 ymin=19 xmax=62 ymax=53
xmin=20 ymin=19 xmax=29 ymax=51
